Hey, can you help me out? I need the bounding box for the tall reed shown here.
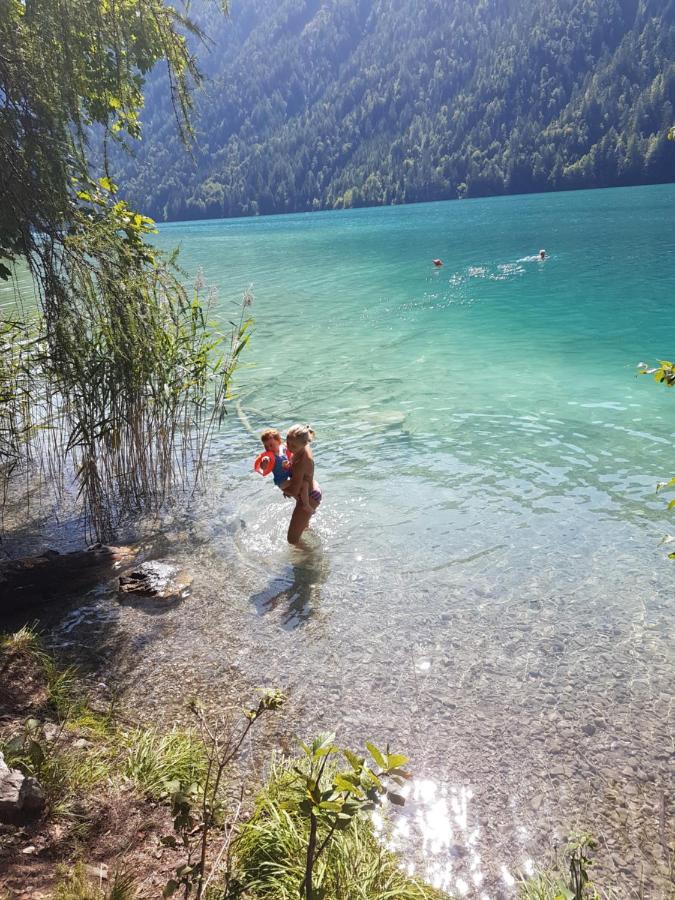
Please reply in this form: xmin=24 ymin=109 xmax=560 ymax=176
xmin=1 ymin=203 xmax=251 ymax=540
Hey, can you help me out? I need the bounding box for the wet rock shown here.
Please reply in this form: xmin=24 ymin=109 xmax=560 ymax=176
xmin=119 ymin=561 xmax=192 ymax=602
xmin=0 ymin=753 xmax=45 ymax=823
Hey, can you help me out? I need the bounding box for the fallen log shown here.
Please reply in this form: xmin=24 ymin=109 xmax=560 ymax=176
xmin=0 ymin=544 xmax=136 ymax=612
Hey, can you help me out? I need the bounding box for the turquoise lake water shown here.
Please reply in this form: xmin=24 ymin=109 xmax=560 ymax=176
xmin=11 ymin=185 xmax=674 ymax=896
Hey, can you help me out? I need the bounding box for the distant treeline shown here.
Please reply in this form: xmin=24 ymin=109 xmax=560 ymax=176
xmin=116 ymin=0 xmax=675 ymax=221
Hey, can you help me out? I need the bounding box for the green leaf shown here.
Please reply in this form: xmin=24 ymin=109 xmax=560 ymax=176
xmin=386 ymin=753 xmax=409 ymax=769
xmin=162 ymin=880 xmax=179 ymax=898
xmin=553 ymin=889 xmax=574 ymax=900
xmin=163 ymin=778 xmax=181 ymax=796
xmin=362 ymin=768 xmax=383 ymax=790
xmin=343 ymin=749 xmax=364 ymax=771
xmin=4 ymin=735 xmax=24 ymax=757
xmin=366 ymin=742 xmax=386 ymax=769
xmin=98 ymin=176 xmax=117 ymax=193
xmin=310 ymin=733 xmax=337 ymax=758
xmin=333 ymin=774 xmax=360 ymax=793
xmin=27 ymin=739 xmax=45 ymax=768
xmin=387 ymin=791 xmax=406 ymax=807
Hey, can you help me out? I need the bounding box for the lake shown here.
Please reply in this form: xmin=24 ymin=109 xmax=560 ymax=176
xmin=12 ymin=185 xmax=675 ymax=896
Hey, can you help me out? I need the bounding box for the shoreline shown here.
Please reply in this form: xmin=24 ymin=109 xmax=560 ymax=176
xmin=0 ymin=622 xmax=649 ymax=900
xmin=1 ymin=526 xmax=671 ymax=897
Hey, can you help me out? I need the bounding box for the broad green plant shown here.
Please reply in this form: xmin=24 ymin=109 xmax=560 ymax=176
xmin=283 ymin=735 xmax=412 ymax=900
xmin=518 ymin=832 xmax=600 ymax=900
xmin=229 ymin=749 xmax=448 ymax=900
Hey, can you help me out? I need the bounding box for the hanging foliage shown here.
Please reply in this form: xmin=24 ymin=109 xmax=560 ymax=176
xmin=0 ymin=0 xmax=247 ymax=539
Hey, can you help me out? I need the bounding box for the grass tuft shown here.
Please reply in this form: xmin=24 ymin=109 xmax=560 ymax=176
xmin=0 ymin=622 xmax=42 ymax=657
xmin=121 ymin=725 xmax=208 ymax=800
xmin=0 ymin=623 xmax=81 ymax=720
xmin=42 ymin=657 xmax=80 ymax=720
xmin=67 ymin=708 xmax=116 ymax=738
xmin=55 ymin=862 xmax=137 ymax=899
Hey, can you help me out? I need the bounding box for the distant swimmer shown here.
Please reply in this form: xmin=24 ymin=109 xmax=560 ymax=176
xmin=432 ymin=258 xmax=444 ymax=267
xmin=539 ymin=249 xmax=546 ymax=260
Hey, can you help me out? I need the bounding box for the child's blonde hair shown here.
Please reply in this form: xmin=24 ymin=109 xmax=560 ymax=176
xmin=287 ymin=424 xmax=315 ymax=445
xmin=260 ymin=428 xmax=282 ymax=444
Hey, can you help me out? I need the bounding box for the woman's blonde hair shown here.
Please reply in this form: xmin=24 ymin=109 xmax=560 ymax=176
xmin=287 ymin=424 xmax=315 ymax=445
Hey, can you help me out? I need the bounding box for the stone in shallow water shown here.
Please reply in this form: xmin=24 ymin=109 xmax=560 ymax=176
xmin=118 ymin=561 xmax=192 ymax=602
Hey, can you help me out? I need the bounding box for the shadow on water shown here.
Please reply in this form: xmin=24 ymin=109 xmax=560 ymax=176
xmin=250 ymin=535 xmax=329 ymax=630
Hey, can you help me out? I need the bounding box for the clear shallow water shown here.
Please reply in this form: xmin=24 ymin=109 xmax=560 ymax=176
xmin=9 ymin=186 xmax=675 ymax=896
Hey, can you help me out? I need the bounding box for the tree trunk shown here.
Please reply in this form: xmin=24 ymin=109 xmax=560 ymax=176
xmin=302 ymin=813 xmax=317 ymax=900
xmin=0 ymin=544 xmax=135 ymax=611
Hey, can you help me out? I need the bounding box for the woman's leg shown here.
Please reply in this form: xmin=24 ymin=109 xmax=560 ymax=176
xmin=287 ymin=497 xmax=319 ymax=545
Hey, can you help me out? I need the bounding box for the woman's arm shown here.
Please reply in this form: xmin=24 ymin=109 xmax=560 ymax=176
xmin=282 ymin=454 xmax=307 ymax=498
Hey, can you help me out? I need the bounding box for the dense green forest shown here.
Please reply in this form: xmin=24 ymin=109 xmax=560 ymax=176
xmin=116 ymin=0 xmax=675 ymax=220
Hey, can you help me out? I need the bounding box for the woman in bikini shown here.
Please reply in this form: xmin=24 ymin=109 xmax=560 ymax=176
xmin=282 ymin=424 xmax=322 ymax=545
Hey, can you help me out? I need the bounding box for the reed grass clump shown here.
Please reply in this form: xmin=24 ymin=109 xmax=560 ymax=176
xmin=1 ymin=231 xmax=252 ymax=539
xmin=2 ymin=0 xmax=238 ymax=540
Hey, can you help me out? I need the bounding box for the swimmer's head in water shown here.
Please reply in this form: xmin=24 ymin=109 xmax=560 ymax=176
xmin=539 ymin=249 xmax=546 ymax=259
xmin=286 ymin=424 xmax=315 ymax=452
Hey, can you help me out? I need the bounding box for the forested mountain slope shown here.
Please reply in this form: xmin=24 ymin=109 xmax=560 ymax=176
xmin=117 ymin=0 xmax=675 ymax=220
